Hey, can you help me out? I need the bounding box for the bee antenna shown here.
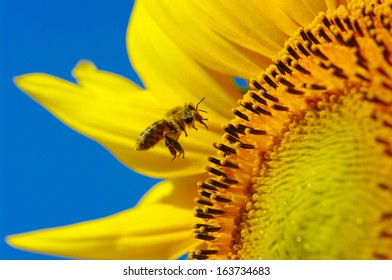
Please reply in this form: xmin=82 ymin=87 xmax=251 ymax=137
xmin=196 ymin=97 xmax=206 ymax=110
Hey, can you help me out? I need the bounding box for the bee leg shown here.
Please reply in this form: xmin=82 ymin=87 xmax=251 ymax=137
xmin=165 ymin=140 xmax=178 ymax=160
xmin=180 ymin=125 xmax=188 ymax=137
xmin=199 ymin=119 xmax=209 ymax=130
xmin=164 ymin=133 xmax=185 ymax=160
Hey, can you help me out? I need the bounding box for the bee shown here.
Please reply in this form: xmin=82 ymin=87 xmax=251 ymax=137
xmin=135 ymin=97 xmax=208 ymax=160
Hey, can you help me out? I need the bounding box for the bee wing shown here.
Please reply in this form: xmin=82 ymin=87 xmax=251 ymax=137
xmin=164 ymin=106 xmax=183 ymax=117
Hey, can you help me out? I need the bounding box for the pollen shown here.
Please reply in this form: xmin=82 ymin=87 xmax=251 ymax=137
xmin=191 ymin=0 xmax=392 ymax=260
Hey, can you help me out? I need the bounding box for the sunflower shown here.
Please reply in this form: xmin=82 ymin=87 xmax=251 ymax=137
xmin=8 ymin=0 xmax=392 ymax=260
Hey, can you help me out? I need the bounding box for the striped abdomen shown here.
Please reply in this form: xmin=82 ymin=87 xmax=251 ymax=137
xmin=135 ymin=120 xmax=169 ymax=150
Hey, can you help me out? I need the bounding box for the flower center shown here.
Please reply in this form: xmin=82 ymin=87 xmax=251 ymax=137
xmin=191 ymin=0 xmax=392 ymax=260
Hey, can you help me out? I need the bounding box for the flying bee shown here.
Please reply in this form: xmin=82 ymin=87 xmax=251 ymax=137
xmin=135 ymin=97 xmax=208 ymax=160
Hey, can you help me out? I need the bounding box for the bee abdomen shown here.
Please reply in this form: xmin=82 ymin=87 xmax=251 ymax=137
xmin=135 ymin=120 xmax=168 ymax=150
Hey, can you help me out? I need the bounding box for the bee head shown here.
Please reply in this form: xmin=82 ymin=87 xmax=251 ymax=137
xmin=184 ymin=97 xmax=208 ymax=130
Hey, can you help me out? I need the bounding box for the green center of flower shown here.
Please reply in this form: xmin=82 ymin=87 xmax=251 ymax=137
xmin=238 ymin=93 xmax=392 ymax=259
xmin=191 ymin=0 xmax=392 ymax=260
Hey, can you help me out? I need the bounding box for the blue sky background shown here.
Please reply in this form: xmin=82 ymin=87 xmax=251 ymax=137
xmin=1 ymin=0 xmax=162 ymax=259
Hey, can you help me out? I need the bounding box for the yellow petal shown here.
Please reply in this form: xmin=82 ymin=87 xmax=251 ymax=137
xmin=139 ymin=173 xmax=209 ymax=209
xmin=133 ymin=1 xmax=341 ymax=78
xmin=271 ymin=0 xmax=343 ymax=27
xmin=14 ymin=60 xmax=151 ymax=147
xmin=130 ymin=0 xmax=265 ymax=78
xmin=14 ymin=61 xmax=228 ymax=178
xmin=7 ymin=181 xmax=202 ymax=260
xmin=128 ymin=0 xmax=242 ymax=106
xmin=325 ymin=0 xmax=348 ymax=10
xmin=189 ymin=1 xmax=296 ymax=56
